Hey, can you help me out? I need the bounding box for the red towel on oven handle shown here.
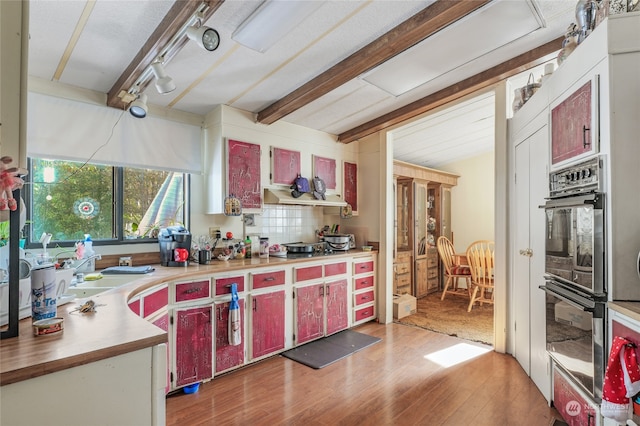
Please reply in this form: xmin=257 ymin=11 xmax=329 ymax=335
xmin=601 ymin=336 xmax=640 ymax=422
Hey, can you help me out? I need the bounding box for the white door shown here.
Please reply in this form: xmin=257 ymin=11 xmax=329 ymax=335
xmin=513 ymin=125 xmax=550 ymax=400
xmin=514 ymin=137 xmax=531 ymax=375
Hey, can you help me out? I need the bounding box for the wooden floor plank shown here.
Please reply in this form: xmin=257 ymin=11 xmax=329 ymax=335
xmin=166 ymin=322 xmax=560 ymax=425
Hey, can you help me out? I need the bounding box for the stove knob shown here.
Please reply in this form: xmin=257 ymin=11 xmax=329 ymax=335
xmin=584 ymin=168 xmax=592 ymax=178
xmin=565 ymin=173 xmax=572 ymax=182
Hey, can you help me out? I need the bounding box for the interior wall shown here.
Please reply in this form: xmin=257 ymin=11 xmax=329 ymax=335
xmin=439 ymin=151 xmax=495 ymax=253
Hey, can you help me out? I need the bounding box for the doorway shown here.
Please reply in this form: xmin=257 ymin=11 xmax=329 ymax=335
xmin=390 ymin=90 xmax=496 ymax=347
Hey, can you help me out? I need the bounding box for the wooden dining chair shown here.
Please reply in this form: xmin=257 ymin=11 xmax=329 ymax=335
xmin=436 ymin=236 xmax=471 ymax=301
xmin=466 ymin=240 xmax=495 ymax=312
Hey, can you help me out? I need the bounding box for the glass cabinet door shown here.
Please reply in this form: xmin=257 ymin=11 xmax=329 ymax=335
xmin=414 ymin=181 xmax=427 ymax=257
xmin=396 ymin=179 xmax=412 ymax=252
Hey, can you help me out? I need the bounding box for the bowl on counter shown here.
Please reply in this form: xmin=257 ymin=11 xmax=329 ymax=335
xmin=362 ymin=246 xmax=373 ymax=252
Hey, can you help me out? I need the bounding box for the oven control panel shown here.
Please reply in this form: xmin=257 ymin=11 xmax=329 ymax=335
xmin=549 ymin=156 xmax=603 ymax=198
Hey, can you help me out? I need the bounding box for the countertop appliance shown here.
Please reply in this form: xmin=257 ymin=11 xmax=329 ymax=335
xmin=322 ymin=234 xmax=351 ymax=251
xmin=158 ymin=226 xmax=192 ymax=267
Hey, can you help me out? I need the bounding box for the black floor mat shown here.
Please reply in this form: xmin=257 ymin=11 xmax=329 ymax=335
xmin=282 ymin=329 xmax=381 ymax=369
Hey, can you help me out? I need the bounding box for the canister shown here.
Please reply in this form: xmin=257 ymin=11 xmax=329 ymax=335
xmin=31 ymin=264 xmax=57 ymax=321
xmin=259 ymin=237 xmax=269 ymax=258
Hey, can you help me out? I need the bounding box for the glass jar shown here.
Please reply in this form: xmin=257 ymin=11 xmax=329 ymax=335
xmin=259 ymin=237 xmax=269 ymax=258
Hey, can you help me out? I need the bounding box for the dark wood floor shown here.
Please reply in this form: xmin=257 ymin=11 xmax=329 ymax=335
xmin=166 ymin=322 xmax=560 ymax=425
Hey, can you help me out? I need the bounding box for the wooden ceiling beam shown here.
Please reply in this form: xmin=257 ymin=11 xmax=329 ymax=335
xmin=106 ymin=0 xmax=224 ymax=110
xmin=338 ymin=35 xmax=564 ymax=144
xmin=256 ymin=0 xmax=491 ymax=125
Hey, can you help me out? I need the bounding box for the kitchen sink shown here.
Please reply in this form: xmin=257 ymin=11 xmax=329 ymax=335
xmin=66 ymin=273 xmax=142 ymax=298
xmin=67 ymin=286 xmax=113 ymax=298
xmin=77 ymin=274 xmax=140 ymax=288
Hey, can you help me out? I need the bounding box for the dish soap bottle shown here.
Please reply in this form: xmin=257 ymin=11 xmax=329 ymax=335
xmin=83 ymin=234 xmax=94 ymax=258
xmin=245 ymin=236 xmax=252 ymax=258
xmin=79 ymin=234 xmax=96 ymax=272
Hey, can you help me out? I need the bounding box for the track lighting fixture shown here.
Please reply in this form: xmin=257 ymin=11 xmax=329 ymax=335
xmin=129 ymin=93 xmax=148 ymax=118
xmin=187 ymin=25 xmax=220 ymax=51
xmin=150 ymin=61 xmax=176 ymax=94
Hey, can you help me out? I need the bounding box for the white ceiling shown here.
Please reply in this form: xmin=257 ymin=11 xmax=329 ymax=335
xmin=27 ymin=0 xmax=577 ymax=167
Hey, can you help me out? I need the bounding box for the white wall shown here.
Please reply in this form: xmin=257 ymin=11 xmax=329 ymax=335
xmin=439 ymin=151 xmax=495 ymax=253
xmin=190 ymin=105 xmax=360 ymax=245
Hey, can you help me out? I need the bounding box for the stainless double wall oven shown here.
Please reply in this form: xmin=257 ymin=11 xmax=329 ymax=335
xmin=540 ymin=156 xmax=606 ymax=402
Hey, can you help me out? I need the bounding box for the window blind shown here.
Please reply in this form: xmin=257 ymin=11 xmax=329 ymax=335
xmin=27 ymin=92 xmax=203 ymax=174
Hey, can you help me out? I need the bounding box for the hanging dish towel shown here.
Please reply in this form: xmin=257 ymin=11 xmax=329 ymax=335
xmin=228 ymin=283 xmax=241 ymax=346
xmin=602 ymin=336 xmax=640 ymax=422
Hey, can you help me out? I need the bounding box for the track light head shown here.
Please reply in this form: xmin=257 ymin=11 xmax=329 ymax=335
xmin=150 ymin=61 xmax=176 ymax=94
xmin=187 ymin=25 xmax=220 ymax=52
xmin=129 ymin=93 xmax=148 ymax=118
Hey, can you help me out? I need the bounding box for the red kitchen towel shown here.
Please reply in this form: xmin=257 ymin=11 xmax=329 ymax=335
xmin=601 ymin=336 xmax=640 ymax=422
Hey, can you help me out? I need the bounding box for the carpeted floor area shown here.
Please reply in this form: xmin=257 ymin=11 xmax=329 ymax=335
xmin=395 ymin=291 xmax=494 ymax=345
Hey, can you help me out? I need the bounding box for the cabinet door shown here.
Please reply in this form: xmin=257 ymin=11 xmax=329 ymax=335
xmin=550 ymin=77 xmax=597 ymax=168
xmin=142 ymin=285 xmax=168 ymax=318
xmin=325 ymin=279 xmax=348 ymax=335
xmin=414 ymin=258 xmax=428 ymax=298
xmin=414 ymin=180 xmax=428 ymax=258
xmin=214 ymin=299 xmax=245 ymax=374
xmin=150 ymin=311 xmax=170 ymax=394
xmin=174 ymin=305 xmax=213 ymax=387
xmin=251 ymin=291 xmax=285 ymax=359
xmin=553 ymin=367 xmax=599 ymax=426
xmin=295 ymin=283 xmax=324 ymax=345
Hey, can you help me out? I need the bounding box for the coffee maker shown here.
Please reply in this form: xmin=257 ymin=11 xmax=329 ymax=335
xmin=158 ymin=226 xmax=192 ymax=267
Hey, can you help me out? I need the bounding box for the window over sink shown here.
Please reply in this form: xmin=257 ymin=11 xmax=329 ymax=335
xmin=23 ymin=158 xmax=189 ymax=247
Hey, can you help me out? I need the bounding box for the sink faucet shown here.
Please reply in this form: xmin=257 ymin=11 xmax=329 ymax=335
xmin=71 ymin=254 xmax=102 ymax=273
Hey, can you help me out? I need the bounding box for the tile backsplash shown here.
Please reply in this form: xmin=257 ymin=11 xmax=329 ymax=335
xmin=254 ymin=205 xmax=324 ymax=244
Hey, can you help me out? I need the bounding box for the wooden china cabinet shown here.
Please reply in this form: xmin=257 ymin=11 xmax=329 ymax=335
xmin=393 ymin=161 xmax=458 ymax=298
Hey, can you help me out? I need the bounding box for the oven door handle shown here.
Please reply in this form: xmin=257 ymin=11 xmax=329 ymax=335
xmin=539 ymin=285 xmax=595 ymax=313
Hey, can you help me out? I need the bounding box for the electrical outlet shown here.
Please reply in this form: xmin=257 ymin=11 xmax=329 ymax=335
xmin=209 ymin=227 xmax=221 ymax=239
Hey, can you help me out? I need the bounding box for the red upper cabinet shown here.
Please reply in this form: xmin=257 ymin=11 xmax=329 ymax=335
xmin=174 ymin=305 xmax=213 ymax=387
xmin=214 ymin=299 xmax=245 ymax=374
xmin=550 ymin=76 xmax=598 ymax=168
xmin=251 ymin=290 xmax=285 ymax=359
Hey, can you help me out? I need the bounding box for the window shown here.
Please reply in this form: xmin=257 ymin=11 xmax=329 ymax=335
xmin=25 ymin=158 xmax=188 ymax=247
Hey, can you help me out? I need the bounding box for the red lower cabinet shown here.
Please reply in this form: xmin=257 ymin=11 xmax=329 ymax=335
xmin=553 ymin=366 xmax=600 ymax=426
xmin=251 ymin=291 xmax=285 ymax=359
xmin=325 ymin=279 xmax=348 ymax=335
xmin=174 ymin=305 xmax=213 ymax=387
xmin=295 ymin=279 xmax=348 ymax=345
xmin=214 ymin=299 xmax=245 ymax=373
xmin=295 ymin=284 xmax=324 ymax=344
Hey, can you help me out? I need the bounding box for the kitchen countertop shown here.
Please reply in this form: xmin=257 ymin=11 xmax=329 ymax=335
xmin=0 ymin=249 xmax=376 ymax=386
xmin=608 ymin=301 xmax=640 ymax=323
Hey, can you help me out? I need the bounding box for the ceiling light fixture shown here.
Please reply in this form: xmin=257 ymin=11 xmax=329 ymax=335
xmin=187 ymin=25 xmax=220 ymax=51
xmin=232 ymin=0 xmax=322 ymax=53
xmin=150 ymin=60 xmax=176 ymax=94
xmin=123 ymin=3 xmax=219 ymax=112
xmin=129 ymin=93 xmax=148 ymax=118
